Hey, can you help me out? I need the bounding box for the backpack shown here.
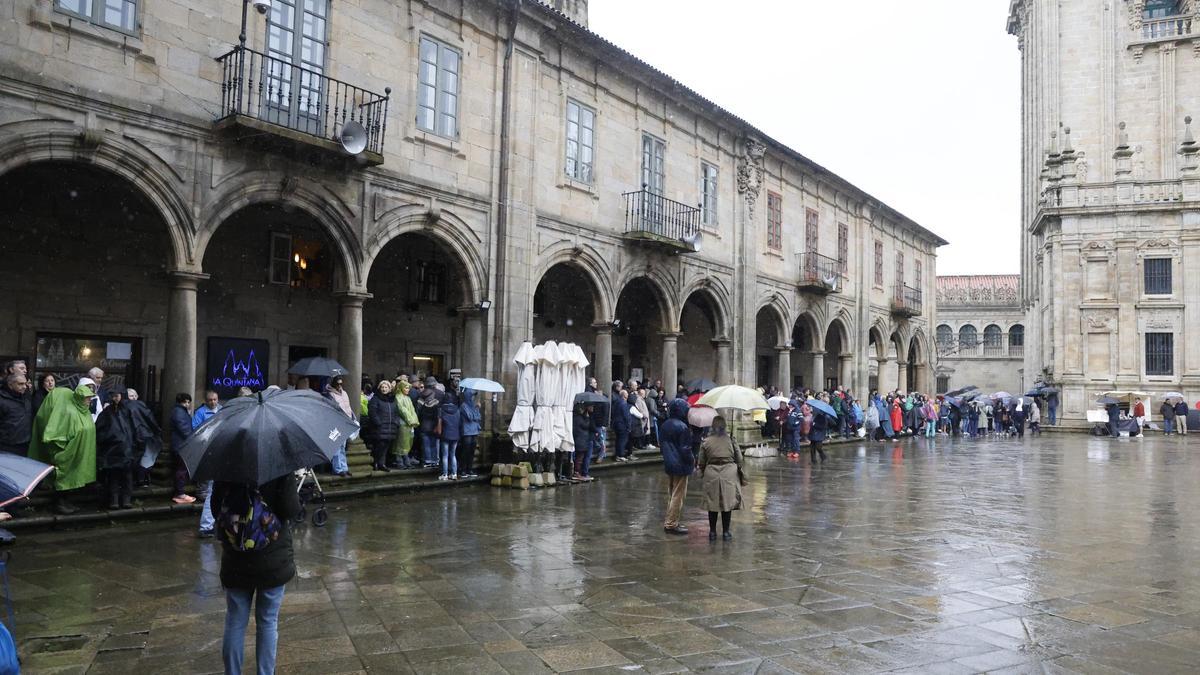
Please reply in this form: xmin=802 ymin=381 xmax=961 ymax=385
xmin=217 ymin=485 xmax=283 ymax=552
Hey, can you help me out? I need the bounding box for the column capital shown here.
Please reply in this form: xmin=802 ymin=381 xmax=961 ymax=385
xmin=776 ymin=344 xmax=793 ymax=353
xmin=334 ymin=290 xmax=372 ymax=307
xmin=659 ymin=331 xmax=683 ymax=341
xmin=809 ymin=350 xmax=826 ymax=358
xmin=167 ymin=269 xmax=209 ymax=289
xmin=895 ymin=360 xmax=909 ymax=367
xmin=456 ymin=304 xmax=483 ymax=316
xmin=592 ymin=322 xmax=615 ymax=334
xmin=711 ymin=338 xmax=732 ymax=347
xmin=839 ymin=352 xmax=854 ymax=360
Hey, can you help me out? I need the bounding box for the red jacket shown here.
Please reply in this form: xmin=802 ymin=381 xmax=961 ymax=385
xmin=890 ymin=403 xmax=903 ymax=430
xmin=1134 ymin=402 xmax=1145 ymax=417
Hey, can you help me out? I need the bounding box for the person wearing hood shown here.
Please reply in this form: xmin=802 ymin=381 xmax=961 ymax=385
xmin=366 ymin=380 xmax=400 ymax=472
xmin=29 ymin=383 xmax=97 ymax=514
xmin=96 ymin=392 xmax=162 ymax=509
xmin=659 ymin=398 xmax=693 ymax=535
xmin=808 ymin=406 xmax=829 ymax=463
xmin=391 ymin=380 xmax=419 ymax=469
xmin=611 ymin=385 xmax=632 ymax=462
xmin=417 ymin=377 xmax=444 ymax=468
xmin=864 ymin=398 xmax=880 ymax=440
xmin=872 ymin=393 xmax=893 ymax=441
xmin=698 ymin=415 xmax=744 ymax=541
xmin=572 ymin=401 xmax=596 ymax=481
xmin=458 ymin=388 xmax=482 ymax=479
xmin=1012 ymin=398 xmax=1026 ymax=438
xmin=644 ymin=388 xmax=661 ymax=448
xmin=437 ymin=395 xmax=462 ymax=480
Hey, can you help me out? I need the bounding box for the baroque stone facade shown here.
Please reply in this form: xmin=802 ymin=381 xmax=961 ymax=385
xmin=1008 ymin=0 xmax=1200 ymax=423
xmin=934 ymin=276 xmax=1026 ymax=395
xmin=0 ymin=0 xmax=945 ymax=416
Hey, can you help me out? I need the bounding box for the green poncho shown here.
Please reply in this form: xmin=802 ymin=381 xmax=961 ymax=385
xmin=392 ymin=381 xmax=419 ymax=455
xmin=29 ymin=385 xmax=97 ymax=491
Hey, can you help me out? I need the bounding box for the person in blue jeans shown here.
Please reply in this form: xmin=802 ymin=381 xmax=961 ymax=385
xmin=438 ymin=395 xmax=461 ymax=480
xmin=611 ymin=388 xmax=632 ymax=461
xmin=211 ymin=472 xmax=300 ymax=675
xmin=416 ymin=377 xmax=444 ymax=468
xmin=192 ymin=391 xmax=221 ymax=537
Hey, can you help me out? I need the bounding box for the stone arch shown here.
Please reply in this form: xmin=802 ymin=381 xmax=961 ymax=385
xmin=616 ymin=267 xmax=679 ymax=331
xmin=791 ymin=311 xmax=823 ymax=351
xmin=196 ymin=174 xmax=361 ymax=288
xmin=678 ymin=276 xmax=733 ymax=340
xmin=868 ymin=317 xmax=890 ymax=361
xmin=363 ymin=205 xmax=487 ymax=306
xmin=0 ymin=126 xmax=194 ymax=269
xmin=534 ymin=244 xmax=615 ymax=322
xmin=755 ymin=295 xmax=791 ymax=347
xmin=825 ymin=309 xmax=854 ymax=351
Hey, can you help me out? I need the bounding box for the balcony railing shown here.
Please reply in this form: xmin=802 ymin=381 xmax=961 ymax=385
xmin=891 ymin=284 xmax=922 ymax=317
xmin=622 ymin=189 xmax=701 ymax=253
xmin=1143 ymin=15 xmax=1193 ymax=40
xmin=1009 ymin=345 xmax=1024 ymax=358
xmin=798 ymin=252 xmax=845 ymax=293
xmin=216 ymin=46 xmax=390 ymax=162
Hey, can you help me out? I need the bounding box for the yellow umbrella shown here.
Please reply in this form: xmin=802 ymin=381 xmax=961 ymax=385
xmin=695 ymin=385 xmax=770 ymax=411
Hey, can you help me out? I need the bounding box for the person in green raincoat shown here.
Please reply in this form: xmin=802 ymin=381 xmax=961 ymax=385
xmin=29 ymin=383 xmax=97 ymax=514
xmin=391 ymin=380 xmax=419 ymax=468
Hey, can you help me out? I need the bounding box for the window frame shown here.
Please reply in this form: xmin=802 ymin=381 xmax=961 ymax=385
xmin=564 ymin=98 xmax=596 ymax=184
xmin=54 ymin=0 xmax=139 ymax=35
xmin=894 ymin=250 xmax=905 ymax=293
xmin=805 ymin=208 xmax=819 ymax=254
xmin=640 ymin=133 xmax=666 ymax=195
xmin=416 ymin=35 xmax=462 ymax=139
xmin=958 ymin=325 xmax=978 ymax=352
xmin=1143 ymin=0 xmax=1181 ymax=19
xmin=1143 ymin=257 xmax=1172 ymax=295
xmin=700 ymin=161 xmax=719 ymax=227
xmin=1145 ymin=332 xmax=1174 ymax=376
xmin=268 ymin=232 xmax=293 ymax=286
xmin=873 ymin=240 xmax=884 ymax=287
xmin=766 ymin=191 xmax=783 ymax=250
xmin=1008 ymin=324 xmax=1025 ymax=356
xmin=837 ymin=222 xmax=849 ymax=277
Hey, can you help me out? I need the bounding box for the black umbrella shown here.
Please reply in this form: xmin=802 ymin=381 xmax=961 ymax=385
xmin=179 ymin=389 xmax=360 ymax=485
xmin=685 ymin=378 xmax=718 ymax=393
xmin=574 ymin=392 xmax=608 ymax=405
xmin=1096 ymin=396 xmax=1120 ymax=406
xmin=945 ymin=386 xmax=978 ymax=398
xmin=287 ymin=357 xmax=349 ymax=378
xmin=0 ymin=454 xmax=55 ymax=509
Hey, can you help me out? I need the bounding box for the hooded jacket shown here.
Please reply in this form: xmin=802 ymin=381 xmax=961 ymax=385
xmin=417 ymin=387 xmax=444 ymax=434
xmin=396 ymin=382 xmax=419 ymax=428
xmin=439 ymin=400 xmax=462 ymax=442
xmin=659 ymin=398 xmax=694 ymax=476
xmin=460 ymin=389 xmax=482 ymax=437
xmin=572 ymin=402 xmax=595 ymax=453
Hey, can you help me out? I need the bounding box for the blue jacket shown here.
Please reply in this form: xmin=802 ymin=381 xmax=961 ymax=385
xmin=192 ymin=404 xmax=221 ymax=430
xmin=808 ymin=410 xmax=828 ymax=443
xmin=873 ymin=397 xmax=893 ymax=438
xmin=170 ymin=404 xmax=192 ymax=450
xmin=610 ymin=394 xmax=631 ymax=433
xmin=439 ymin=402 xmax=462 ymax=442
xmin=460 ymin=389 xmax=482 ymax=437
xmin=659 ymin=399 xmax=694 ymax=476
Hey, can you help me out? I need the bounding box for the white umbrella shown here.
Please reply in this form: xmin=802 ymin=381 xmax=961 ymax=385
xmin=533 ymin=341 xmax=562 ymax=452
xmin=556 ymin=343 xmax=589 ymax=452
xmin=507 ymin=342 xmax=537 ymax=450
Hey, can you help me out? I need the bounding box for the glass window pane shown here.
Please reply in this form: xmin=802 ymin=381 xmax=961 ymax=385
xmin=420 ymin=38 xmax=438 ymax=64
xmin=417 ymin=106 xmax=435 ymax=131
xmin=442 ymin=72 xmax=458 ymax=97
xmin=442 ymin=47 xmax=460 ymax=73
xmin=418 ymin=83 xmax=435 ymax=109
xmin=56 ymin=0 xmax=91 ymax=17
xmin=566 ymin=102 xmax=578 ymax=123
xmin=419 ymin=62 xmax=437 ymax=87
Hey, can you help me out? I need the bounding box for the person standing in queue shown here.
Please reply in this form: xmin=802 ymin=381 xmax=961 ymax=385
xmin=659 ymin=398 xmax=693 ymax=535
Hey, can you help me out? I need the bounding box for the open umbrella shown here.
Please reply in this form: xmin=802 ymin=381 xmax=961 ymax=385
xmin=0 ymin=454 xmax=55 ymax=509
xmin=766 ymin=395 xmax=791 ymax=411
xmin=574 ymin=392 xmax=607 ymax=405
xmin=507 ymin=342 xmax=536 ymax=450
xmin=945 ymin=386 xmax=978 ymax=398
xmin=179 ymin=389 xmax=360 ymax=485
xmin=1162 ymin=392 xmax=1185 ymax=401
xmin=696 ymin=385 xmax=769 ymax=411
xmin=458 ymin=377 xmax=505 ymax=393
xmin=287 ymin=357 xmax=349 ymax=378
xmin=685 ymin=378 xmax=718 ymax=393
xmin=945 ymin=396 xmax=964 ymax=409
xmin=1096 ymin=396 xmax=1120 ymax=407
xmin=688 ymin=405 xmax=719 ymax=428
xmin=805 ymin=398 xmax=838 ymax=420
xmin=990 ymin=391 xmax=1013 ymax=400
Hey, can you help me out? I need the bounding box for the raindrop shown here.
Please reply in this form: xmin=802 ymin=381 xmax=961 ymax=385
xmin=69 ymin=190 xmax=78 ymax=199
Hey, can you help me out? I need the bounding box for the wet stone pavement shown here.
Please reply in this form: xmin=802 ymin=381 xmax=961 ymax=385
xmin=10 ymin=433 xmax=1200 ymax=674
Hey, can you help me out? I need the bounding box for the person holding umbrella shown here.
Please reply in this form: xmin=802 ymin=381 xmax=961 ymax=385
xmin=806 ymin=397 xmax=837 ymax=463
xmin=1160 ymin=398 xmax=1176 ymax=435
xmin=698 ymin=415 xmax=744 ymax=541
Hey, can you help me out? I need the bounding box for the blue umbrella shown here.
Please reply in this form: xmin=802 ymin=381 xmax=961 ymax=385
xmin=458 ymin=377 xmax=505 ymax=393
xmin=0 ymin=454 xmax=55 ymax=509
xmin=805 ymin=398 xmax=838 ymax=420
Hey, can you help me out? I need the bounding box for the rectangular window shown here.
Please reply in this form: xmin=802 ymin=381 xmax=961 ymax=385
xmin=1145 ymin=332 xmax=1174 ymax=375
xmin=415 ymin=260 xmax=446 ymax=304
xmin=874 ymin=240 xmax=883 ymax=286
xmin=265 ymin=0 xmax=329 ymax=125
xmin=641 ymin=134 xmax=665 ymax=194
xmin=766 ymin=192 xmax=782 ymax=250
xmin=269 ymin=232 xmax=292 ymax=286
xmin=936 ymin=376 xmax=950 ymax=394
xmin=565 ymin=100 xmax=595 ymax=183
xmin=1144 ymin=258 xmax=1172 ymax=295
xmin=700 ymin=162 xmax=719 ymax=226
xmin=417 ymin=36 xmax=460 ymax=138
xmin=916 ymin=259 xmax=923 ymax=290
xmin=895 ymin=251 xmax=905 ymax=291
xmin=55 ymin=0 xmax=137 ymax=33
xmin=837 ymin=222 xmax=848 ymax=276
xmin=805 ymin=208 xmax=819 ymax=254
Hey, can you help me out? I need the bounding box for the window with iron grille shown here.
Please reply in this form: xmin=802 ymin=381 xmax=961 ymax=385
xmin=874 ymin=240 xmax=883 ymax=286
xmin=700 ymin=162 xmax=719 ymax=226
xmin=269 ymin=233 xmax=292 ymax=286
xmin=805 ymin=208 xmax=819 ymax=253
xmin=415 ymin=260 xmax=446 ymax=304
xmin=837 ymin=223 xmax=848 ymax=276
xmin=936 ymin=376 xmax=951 ymax=394
xmin=417 ymin=36 xmax=460 ymax=138
xmin=958 ymin=325 xmax=977 ymax=351
xmin=54 ymin=0 xmax=137 ymax=33
xmin=767 ymin=192 xmax=782 ymax=250
xmin=983 ymin=325 xmax=1003 ymax=354
xmin=936 ymin=325 xmax=953 ymax=351
xmin=1145 ymin=333 xmax=1173 ymax=375
xmin=565 ymin=99 xmax=595 ymax=183
xmin=1144 ymin=258 xmax=1172 ymax=295
xmin=1009 ymin=324 xmax=1024 ymax=355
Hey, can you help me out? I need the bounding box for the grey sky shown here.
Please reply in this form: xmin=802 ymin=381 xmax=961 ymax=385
xmin=589 ymin=0 xmax=1020 ymax=275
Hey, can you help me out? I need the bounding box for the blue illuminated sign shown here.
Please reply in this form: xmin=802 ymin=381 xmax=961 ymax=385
xmin=206 ymin=337 xmax=270 ymax=399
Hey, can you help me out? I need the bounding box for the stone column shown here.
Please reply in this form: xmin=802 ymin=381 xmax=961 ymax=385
xmin=713 ymin=338 xmax=732 ymax=385
xmin=876 ymin=356 xmax=892 ymax=392
xmin=163 ymin=271 xmax=207 ymax=412
xmin=896 ymin=361 xmax=909 ymax=393
xmin=661 ymin=332 xmax=681 ymax=399
xmin=458 ymin=306 xmax=485 ymax=377
xmin=593 ymin=323 xmax=613 ymax=390
xmin=776 ymin=346 xmax=792 ymax=392
xmin=839 ymin=352 xmax=854 ymax=391
xmin=810 ymin=351 xmax=825 ymax=392
xmin=336 ymin=291 xmax=370 ymax=413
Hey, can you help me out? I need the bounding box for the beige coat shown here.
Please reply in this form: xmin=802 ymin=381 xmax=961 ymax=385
xmin=698 ymin=433 xmax=743 ymax=512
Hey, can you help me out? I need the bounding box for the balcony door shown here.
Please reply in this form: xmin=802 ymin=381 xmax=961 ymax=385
xmin=263 ymin=0 xmax=330 ymax=136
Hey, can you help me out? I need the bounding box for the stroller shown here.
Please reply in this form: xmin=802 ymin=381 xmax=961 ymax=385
xmin=295 ymin=468 xmax=328 ymax=527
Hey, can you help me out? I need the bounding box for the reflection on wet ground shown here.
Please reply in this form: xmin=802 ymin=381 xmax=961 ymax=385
xmin=10 ymin=433 xmax=1200 ymax=673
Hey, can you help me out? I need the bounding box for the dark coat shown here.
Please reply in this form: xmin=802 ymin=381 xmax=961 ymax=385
xmin=610 ymin=395 xmax=631 ymax=433
xmin=659 ymin=399 xmax=694 ymax=476
xmin=1174 ymin=401 xmax=1188 ymax=418
xmin=460 ymin=390 xmax=482 ymax=437
xmin=367 ymin=392 xmax=400 ymax=442
xmin=96 ymin=399 xmax=162 ymax=471
xmin=808 ymin=411 xmax=828 ymax=444
xmin=416 ymin=389 xmax=443 ymax=434
xmin=1161 ymin=401 xmax=1176 ymax=420
xmin=572 ymin=403 xmax=595 ymax=453
xmin=170 ymin=403 xmax=192 ymax=450
xmin=211 ymin=473 xmax=301 ymax=591
xmin=439 ymin=401 xmax=462 ymax=442
xmin=0 ymin=385 xmax=32 ymax=453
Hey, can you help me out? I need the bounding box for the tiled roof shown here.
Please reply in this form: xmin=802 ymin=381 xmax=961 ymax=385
xmin=936 ymin=275 xmax=1021 ymax=306
xmin=526 ymin=1 xmax=949 ymax=247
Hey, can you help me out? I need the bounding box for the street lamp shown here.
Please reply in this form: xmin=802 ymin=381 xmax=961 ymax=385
xmin=240 ymin=0 xmax=273 ymax=48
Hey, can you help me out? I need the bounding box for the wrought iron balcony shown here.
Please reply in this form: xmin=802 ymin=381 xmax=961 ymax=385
xmin=890 ymin=284 xmax=923 ymax=317
xmin=622 ymin=188 xmax=701 ymax=253
xmin=215 ymin=46 xmax=390 ymax=165
xmin=798 ymin=252 xmax=845 ymax=294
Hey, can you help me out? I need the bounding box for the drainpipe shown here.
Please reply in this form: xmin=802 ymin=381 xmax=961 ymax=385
xmin=491 ymin=0 xmax=521 ymax=380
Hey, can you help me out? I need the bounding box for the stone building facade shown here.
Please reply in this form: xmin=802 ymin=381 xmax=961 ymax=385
xmin=0 ymin=0 xmax=945 ymax=418
xmin=933 ymin=276 xmax=1026 ymax=395
xmin=1008 ymin=0 xmax=1200 ymax=423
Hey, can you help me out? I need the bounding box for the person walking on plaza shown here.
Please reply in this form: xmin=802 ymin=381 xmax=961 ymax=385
xmin=808 ymin=404 xmax=829 ymax=463
xmin=417 ymin=377 xmax=444 ymax=468
xmin=169 ymin=393 xmax=197 ymax=504
xmin=699 ymin=415 xmax=744 ymax=541
xmin=212 ymin=471 xmax=300 ymax=675
xmin=0 ymin=373 xmax=32 ymax=456
xmin=366 ymin=380 xmax=399 ymax=473
xmin=390 ymin=380 xmax=419 ymax=468
xmin=611 ymin=385 xmax=632 ymax=462
xmin=29 ymin=381 xmax=97 ymax=514
xmin=1160 ymin=399 xmax=1175 ymax=435
xmin=1029 ymin=399 xmax=1041 ymax=435
xmin=1174 ymin=399 xmax=1188 ymax=435
xmin=1133 ymin=398 xmax=1145 ymax=431
xmin=1013 ymin=398 xmax=1026 ymax=439
xmin=324 ymin=377 xmax=355 ymax=477
xmin=458 ymin=387 xmax=481 ymax=478
xmin=660 ymin=398 xmax=693 ymax=535
xmin=193 ymin=391 xmax=222 ymax=536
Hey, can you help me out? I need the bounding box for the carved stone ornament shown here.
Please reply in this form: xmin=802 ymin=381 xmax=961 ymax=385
xmin=1141 ymin=238 xmax=1175 ymax=249
xmin=737 ymin=138 xmax=766 ymax=219
xmin=1085 ymin=311 xmax=1116 ymax=331
xmin=1128 ymin=0 xmax=1146 ymax=31
xmin=1083 ymin=240 xmax=1112 ymax=252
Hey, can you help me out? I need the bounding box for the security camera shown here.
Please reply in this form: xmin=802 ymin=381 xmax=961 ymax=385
xmin=252 ymin=0 xmax=272 ymax=15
